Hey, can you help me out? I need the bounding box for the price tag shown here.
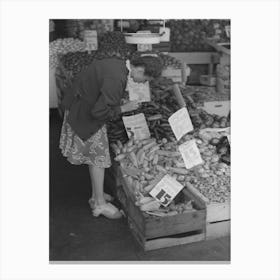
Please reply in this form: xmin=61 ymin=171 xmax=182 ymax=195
xmin=150 ymin=174 xmax=184 ymax=207
xmin=225 ymin=25 xmax=230 ymax=38
xmin=179 ymin=140 xmax=204 ymax=169
xmin=127 ymin=78 xmax=151 ymax=103
xmin=168 ymin=107 xmax=194 ymax=140
xmin=84 ymin=30 xmax=98 ymax=51
xmin=122 ymin=113 xmax=150 ymax=140
xmin=227 ymin=135 xmax=231 ymax=145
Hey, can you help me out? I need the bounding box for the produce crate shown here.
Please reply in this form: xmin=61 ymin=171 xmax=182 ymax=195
xmin=114 ymin=166 xmax=206 ymax=251
xmin=200 ymin=75 xmax=216 ymax=87
xmin=161 ymin=63 xmax=189 ymax=84
xmin=161 ymin=68 xmax=183 ymax=83
xmin=183 ymin=183 xmax=230 ymax=240
xmin=201 ymin=100 xmax=230 ymax=117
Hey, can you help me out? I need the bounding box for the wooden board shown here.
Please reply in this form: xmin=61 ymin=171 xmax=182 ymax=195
xmin=201 ymin=100 xmax=230 ymax=117
xmin=206 ymin=220 xmax=230 ymax=240
xmin=168 ymin=52 xmax=220 ymax=65
xmin=128 ymin=217 xmax=205 ymax=251
xmin=117 ymin=186 xmax=146 ymax=233
xmin=145 ymin=209 xmax=206 ymax=239
xmin=115 ymin=167 xmax=208 ymax=250
xmin=184 ymin=182 xmax=230 ymax=223
xmin=207 ymin=202 xmax=230 ymax=223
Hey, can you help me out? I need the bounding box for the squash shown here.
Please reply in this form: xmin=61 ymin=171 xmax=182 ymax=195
xmin=140 ymin=200 xmax=161 ymax=211
xmin=114 ymin=154 xmax=126 ymax=161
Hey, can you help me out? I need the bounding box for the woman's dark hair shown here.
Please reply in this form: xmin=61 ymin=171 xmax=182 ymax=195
xmin=130 ymin=55 xmax=164 ymax=78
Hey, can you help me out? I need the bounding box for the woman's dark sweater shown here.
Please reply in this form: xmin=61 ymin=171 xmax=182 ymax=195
xmin=62 ymin=58 xmax=128 ymax=141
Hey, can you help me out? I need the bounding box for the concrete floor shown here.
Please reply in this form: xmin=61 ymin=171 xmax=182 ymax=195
xmin=49 ymin=109 xmax=230 ymax=262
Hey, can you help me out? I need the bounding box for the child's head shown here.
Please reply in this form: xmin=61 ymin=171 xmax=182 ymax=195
xmin=130 ymin=55 xmax=163 ymax=83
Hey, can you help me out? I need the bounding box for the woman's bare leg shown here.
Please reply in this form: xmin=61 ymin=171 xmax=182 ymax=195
xmin=88 ymin=165 xmax=106 ymax=206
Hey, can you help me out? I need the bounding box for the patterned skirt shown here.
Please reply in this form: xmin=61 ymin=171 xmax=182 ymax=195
xmin=59 ymin=111 xmax=111 ymax=168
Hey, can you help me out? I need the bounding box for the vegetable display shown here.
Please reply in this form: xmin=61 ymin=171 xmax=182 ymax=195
xmin=158 ymin=53 xmax=182 ymax=69
xmin=168 ymin=20 xmax=230 ymax=52
xmin=107 ymin=76 xmax=230 ymax=144
xmin=59 ymin=31 xmax=135 ymax=80
xmin=112 ymin=129 xmax=230 ymax=216
xmin=49 ymin=38 xmax=86 ymax=69
xmin=188 ymin=110 xmax=230 ymax=130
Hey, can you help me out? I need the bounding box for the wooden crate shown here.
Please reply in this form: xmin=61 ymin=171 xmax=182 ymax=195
xmin=184 ymin=183 xmax=230 ymax=240
xmin=115 ymin=167 xmax=206 ymax=251
xmin=201 ymin=100 xmax=230 ymax=117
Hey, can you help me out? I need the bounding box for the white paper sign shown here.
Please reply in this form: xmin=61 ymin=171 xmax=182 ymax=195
xmin=227 ymin=135 xmax=231 ymax=145
xmin=150 ymin=174 xmax=184 ymax=207
xmin=126 ymin=78 xmax=151 ymax=103
xmin=168 ymin=107 xmax=194 ymax=140
xmin=84 ymin=30 xmax=98 ymax=51
xmin=122 ymin=113 xmax=150 ymax=140
xmin=179 ymin=140 xmax=204 ymax=169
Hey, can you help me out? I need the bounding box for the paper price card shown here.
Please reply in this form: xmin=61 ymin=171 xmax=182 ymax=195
xmin=227 ymin=135 xmax=231 ymax=145
xmin=179 ymin=140 xmax=204 ymax=169
xmin=168 ymin=107 xmax=194 ymax=140
xmin=122 ymin=113 xmax=151 ymax=140
xmin=127 ymin=78 xmax=151 ymax=103
xmin=150 ymin=174 xmax=184 ymax=207
xmin=84 ymin=30 xmax=98 ymax=51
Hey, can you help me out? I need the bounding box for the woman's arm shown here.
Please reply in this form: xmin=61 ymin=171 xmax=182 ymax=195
xmin=91 ymin=77 xmax=124 ymax=121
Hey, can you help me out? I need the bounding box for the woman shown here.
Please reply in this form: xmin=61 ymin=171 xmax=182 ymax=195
xmin=59 ymin=55 xmax=163 ymax=219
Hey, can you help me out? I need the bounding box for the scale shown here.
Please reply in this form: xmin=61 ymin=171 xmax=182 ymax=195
xmin=120 ymin=19 xmax=169 ymax=52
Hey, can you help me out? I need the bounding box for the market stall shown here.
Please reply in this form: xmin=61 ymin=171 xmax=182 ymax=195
xmin=50 ymin=19 xmax=231 ymax=251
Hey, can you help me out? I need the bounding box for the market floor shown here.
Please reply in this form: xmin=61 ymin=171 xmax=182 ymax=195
xmin=49 ymin=109 xmax=230 ymax=262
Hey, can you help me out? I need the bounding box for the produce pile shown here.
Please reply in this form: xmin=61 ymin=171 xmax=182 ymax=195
xmin=49 ymin=38 xmax=86 ymax=69
xmin=107 ymin=77 xmax=181 ymax=144
xmin=62 ymin=20 xmax=114 ymax=39
xmin=60 ymin=51 xmax=97 ymax=78
xmin=112 ymin=138 xmax=197 ymax=216
xmin=130 ymin=52 xmax=182 ymax=70
xmin=182 ymin=129 xmax=231 ymax=203
xmin=112 ymin=130 xmax=230 ymax=215
xmin=158 ymin=53 xmax=182 ymax=70
xmin=59 ymin=31 xmax=135 ymax=80
xmin=98 ymin=31 xmax=135 ymax=60
xmin=189 ymin=110 xmax=230 ymax=130
xmin=181 ymin=86 xmax=230 ymax=104
xmin=169 ymin=20 xmax=230 ymax=52
xmin=179 ymin=86 xmax=230 ymax=129
xmin=214 ymin=135 xmax=230 ymax=165
xmin=107 ymin=77 xmax=230 ymax=144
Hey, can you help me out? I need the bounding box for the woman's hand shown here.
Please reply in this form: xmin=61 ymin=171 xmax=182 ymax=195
xmin=121 ymin=101 xmax=140 ymax=113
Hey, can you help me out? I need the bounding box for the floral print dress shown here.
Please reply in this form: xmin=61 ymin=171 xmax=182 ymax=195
xmin=59 ymin=111 xmax=111 ymax=168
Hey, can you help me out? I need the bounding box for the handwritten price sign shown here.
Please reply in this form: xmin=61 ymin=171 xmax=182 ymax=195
xmin=168 ymin=107 xmax=194 ymax=140
xmin=150 ymin=175 xmax=184 ymax=207
xmin=179 ymin=140 xmax=203 ymax=169
xmin=84 ymin=30 xmax=98 ymax=51
xmin=122 ymin=113 xmax=150 ymax=140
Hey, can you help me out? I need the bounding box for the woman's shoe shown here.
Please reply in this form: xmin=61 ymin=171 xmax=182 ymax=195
xmin=92 ymin=202 xmax=123 ymax=219
xmin=88 ymin=193 xmax=114 ymax=209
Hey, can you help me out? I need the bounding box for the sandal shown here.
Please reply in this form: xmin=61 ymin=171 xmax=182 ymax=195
xmin=88 ymin=193 xmax=114 ymax=210
xmin=92 ymin=202 xmax=123 ymax=219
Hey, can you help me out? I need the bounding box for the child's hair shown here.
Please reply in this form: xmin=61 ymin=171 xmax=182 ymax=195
xmin=130 ymin=55 xmax=164 ymax=78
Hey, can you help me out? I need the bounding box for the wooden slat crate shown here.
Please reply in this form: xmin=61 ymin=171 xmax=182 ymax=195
xmin=114 ymin=166 xmax=206 ymax=251
xmin=184 ymin=183 xmax=230 ymax=240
